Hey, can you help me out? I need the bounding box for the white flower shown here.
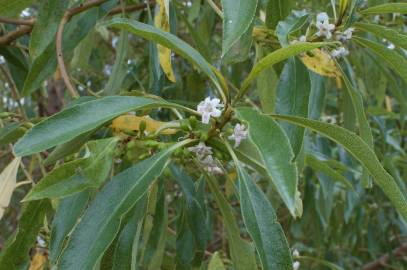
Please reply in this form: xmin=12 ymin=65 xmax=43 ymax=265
xmin=37 ymin=236 xmax=46 ymax=248
xmin=387 ymin=43 xmax=395 ymax=50
xmin=197 ymin=97 xmax=224 ymax=124
xmin=298 ymin=35 xmax=307 ymax=42
xmin=336 ymin=27 xmax=354 ymax=41
xmin=331 ymin=47 xmax=349 ymax=58
xmin=293 ymin=261 xmax=300 ymax=270
xmin=316 ymin=12 xmax=335 ymax=39
xmin=200 ymin=155 xmax=223 ymax=174
xmin=292 ymin=249 xmax=300 ymax=258
xmin=103 ymin=64 xmax=113 ymax=76
xmin=188 ymin=142 xmax=213 ymax=158
xmin=228 ymin=124 xmax=248 ymax=147
xmin=0 ymin=55 xmax=5 ymax=65
xmin=317 ymin=12 xmax=329 ymax=22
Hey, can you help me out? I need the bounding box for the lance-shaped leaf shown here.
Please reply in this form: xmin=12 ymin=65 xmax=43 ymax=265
xmin=359 ymin=3 xmax=407 ymax=14
xmin=0 ymin=200 xmax=51 ymax=268
xmin=238 ymin=42 xmax=331 ymax=98
xmin=0 ymin=157 xmax=21 ymax=220
xmin=103 ymin=18 xmax=226 ymax=100
xmin=353 ymin=37 xmax=407 ymax=85
xmin=354 ymin=22 xmax=407 ymax=50
xmin=230 ymin=152 xmax=293 ymax=270
xmin=270 ymin=114 xmax=407 ymax=222
xmin=29 ymin=0 xmax=68 ymax=60
xmin=58 ymin=140 xmax=192 ymax=270
xmin=221 ymin=0 xmax=258 ymax=56
xmin=49 ymin=191 xmax=91 ymax=264
xmin=205 ymin=174 xmax=258 ymax=270
xmin=13 ymin=96 xmax=187 ymax=157
xmin=236 ymin=107 xmax=299 ymax=216
xmin=155 ymin=0 xmax=176 ymax=82
xmin=276 ymin=57 xmax=311 ymax=158
xmin=23 ymin=138 xmax=118 ymax=201
xmin=266 ymin=0 xmax=293 ymax=29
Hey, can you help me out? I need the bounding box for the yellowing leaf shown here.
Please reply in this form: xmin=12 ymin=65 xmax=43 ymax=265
xmin=111 ymin=115 xmax=176 ymax=135
xmin=155 ymin=0 xmax=176 ymax=82
xmin=300 ymin=49 xmax=341 ymax=78
xmin=0 ymin=157 xmax=21 ymax=220
xmin=29 ymin=251 xmax=47 ymax=270
xmin=208 ymin=252 xmax=226 ymax=270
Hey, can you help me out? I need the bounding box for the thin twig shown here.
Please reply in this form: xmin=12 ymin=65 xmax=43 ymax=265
xmin=0 ymin=65 xmax=27 ymax=119
xmin=0 ymin=25 xmax=32 ymax=45
xmin=206 ymin=0 xmax=223 ymax=18
xmin=56 ymin=14 xmax=79 ymax=98
xmin=0 ymin=17 xmax=35 ymax=26
xmin=362 ymin=243 xmax=407 ymax=270
xmin=108 ymin=1 xmax=155 ymax=15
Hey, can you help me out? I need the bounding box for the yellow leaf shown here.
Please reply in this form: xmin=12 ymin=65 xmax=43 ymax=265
xmin=29 ymin=251 xmax=47 ymax=270
xmin=300 ymin=49 xmax=342 ymax=78
xmin=111 ymin=115 xmax=176 ymax=135
xmin=208 ymin=252 xmax=226 ymax=270
xmin=155 ymin=0 xmax=176 ymax=82
xmin=0 ymin=157 xmax=21 ymax=220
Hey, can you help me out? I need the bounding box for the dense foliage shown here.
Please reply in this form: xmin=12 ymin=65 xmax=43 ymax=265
xmin=0 ymin=0 xmax=406 ymax=269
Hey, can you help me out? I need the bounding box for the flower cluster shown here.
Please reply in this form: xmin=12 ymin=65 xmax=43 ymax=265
xmin=197 ymin=97 xmax=224 ymax=124
xmin=188 ymin=142 xmax=223 ymax=174
xmin=314 ymin=12 xmax=355 ymax=59
xmin=228 ymin=123 xmax=248 ymax=148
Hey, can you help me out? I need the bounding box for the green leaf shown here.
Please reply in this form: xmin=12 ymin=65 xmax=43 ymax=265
xmin=236 ymin=107 xmax=299 ymax=217
xmin=171 ymin=166 xmax=208 ymax=266
xmin=354 ymin=22 xmax=407 ymax=50
xmin=276 ymin=10 xmax=309 ymax=46
xmin=23 ymin=158 xmax=90 ymax=201
xmin=353 ymin=37 xmax=407 ymax=85
xmin=305 ymin=154 xmax=353 ymax=190
xmin=266 ymin=0 xmax=293 ymax=29
xmin=233 ymin=158 xmax=293 ymax=270
xmin=255 ymin=45 xmax=278 ymax=114
xmin=0 ymin=157 xmax=21 ymax=220
xmin=13 ymin=96 xmax=180 ymax=157
xmin=270 ymin=114 xmax=407 ymax=222
xmin=0 ymin=46 xmax=28 ymax=91
xmin=103 ymin=18 xmax=226 ymax=100
xmin=276 ymin=57 xmax=311 ymax=158
xmin=145 ymin=187 xmax=168 ymax=270
xmin=0 ymin=200 xmax=51 ymax=269
xmin=58 ymin=140 xmax=191 ymax=270
xmin=206 ymin=175 xmax=258 ymax=270
xmin=360 ymin=3 xmax=407 ymax=14
xmin=43 ymin=130 xmax=94 ymax=166
xmin=112 ymin=196 xmax=147 ymax=270
xmin=220 ymin=0 xmax=258 ymax=56
xmin=238 ymin=42 xmax=332 ymax=98
xmin=29 ymin=0 xmax=68 ymax=60
xmin=104 ymin=30 xmax=129 ymax=95
xmin=208 ymin=252 xmax=226 ymax=270
xmin=49 ymin=191 xmax=91 ymax=264
xmin=337 ymin=62 xmax=373 ymax=186
xmin=0 ymin=0 xmax=32 ymax=17
xmin=23 ymin=138 xmax=118 ymax=201
xmin=0 ymin=123 xmax=26 ymax=146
